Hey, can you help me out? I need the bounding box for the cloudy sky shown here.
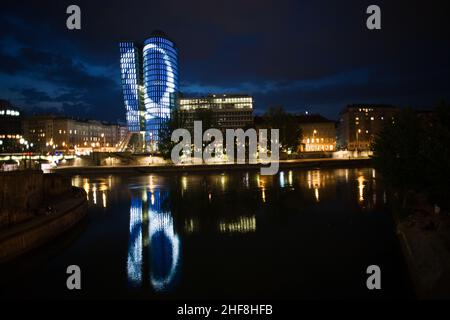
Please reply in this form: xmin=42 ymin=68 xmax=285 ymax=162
xmin=1 ymin=0 xmax=449 ymax=122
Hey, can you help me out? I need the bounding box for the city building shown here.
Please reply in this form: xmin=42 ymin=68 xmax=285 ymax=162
xmin=178 ymin=94 xmax=254 ymax=132
xmin=119 ymin=30 xmax=179 ymax=151
xmin=22 ymin=115 xmax=126 ymax=153
xmin=337 ymin=104 xmax=399 ymax=151
xmin=0 ymin=100 xmax=24 ymax=152
xmin=296 ymin=114 xmax=336 ymax=152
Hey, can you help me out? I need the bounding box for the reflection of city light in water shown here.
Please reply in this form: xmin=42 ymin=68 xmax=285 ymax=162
xmin=127 ymin=197 xmax=143 ymax=284
xmin=219 ymin=215 xmax=256 ymax=234
xmin=92 ymin=185 xmax=97 ymax=205
xmin=102 ymin=192 xmax=107 ymax=208
xmin=243 ymin=172 xmax=249 ymax=189
xmin=257 ymin=174 xmax=268 ymax=203
xmin=308 ymin=170 xmax=321 ymax=202
xmin=279 ymin=171 xmax=285 ymax=188
xmin=83 ymin=178 xmax=90 ymax=200
xmin=358 ymin=176 xmax=365 ymax=202
xmin=149 ymin=175 xmax=155 ymax=192
xmin=220 ymin=174 xmax=226 ymax=190
xmin=185 ymin=218 xmax=198 ymax=234
xmin=149 ymin=209 xmax=180 ymax=292
xmin=288 ymin=170 xmax=293 ymax=185
xmin=127 ymin=190 xmax=181 ymax=292
xmin=181 ymin=176 xmax=187 ymax=191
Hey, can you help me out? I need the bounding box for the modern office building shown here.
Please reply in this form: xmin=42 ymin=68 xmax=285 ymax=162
xmin=337 ymin=104 xmax=399 ymax=151
xmin=178 ymin=94 xmax=254 ymax=132
xmin=0 ymin=100 xmax=24 ymax=152
xmin=22 ymin=115 xmax=126 ymax=152
xmin=119 ymin=31 xmax=179 ymax=151
xmin=296 ymin=114 xmax=336 ymax=152
xmin=119 ymin=42 xmax=144 ymax=133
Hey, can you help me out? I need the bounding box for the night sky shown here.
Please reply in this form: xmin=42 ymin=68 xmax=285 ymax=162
xmin=1 ymin=0 xmax=449 ymax=122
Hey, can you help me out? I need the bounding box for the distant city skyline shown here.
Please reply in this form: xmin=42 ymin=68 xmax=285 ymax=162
xmin=1 ymin=0 xmax=449 ymax=123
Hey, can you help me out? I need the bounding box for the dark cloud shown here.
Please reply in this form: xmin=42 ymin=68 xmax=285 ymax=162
xmin=0 ymin=0 xmax=449 ymax=121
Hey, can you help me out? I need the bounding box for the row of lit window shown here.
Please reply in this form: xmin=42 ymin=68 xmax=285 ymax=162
xmin=143 ymin=59 xmax=178 ymax=68
xmin=144 ymin=80 xmax=177 ymax=86
xmin=122 ymin=80 xmax=138 ymax=85
xmin=143 ymin=53 xmax=178 ymax=61
xmin=120 ymin=58 xmax=137 ymax=64
xmin=121 ymin=64 xmax=138 ymax=70
xmin=0 ymin=109 xmax=20 ymax=116
xmin=120 ymin=68 xmax=137 ymax=75
xmin=143 ymin=42 xmax=177 ymax=52
xmin=144 ymin=37 xmax=174 ymax=45
xmin=305 ymin=138 xmax=335 ymax=144
xmin=0 ymin=134 xmax=22 ymax=139
xmin=122 ymin=91 xmax=138 ymax=96
xmin=180 ymin=98 xmax=252 ymax=104
xmin=143 ymin=70 xmax=178 ymax=78
xmin=143 ymin=50 xmax=178 ymax=61
xmin=119 ymin=42 xmax=135 ymax=48
xmin=305 ymin=145 xmax=334 ymax=151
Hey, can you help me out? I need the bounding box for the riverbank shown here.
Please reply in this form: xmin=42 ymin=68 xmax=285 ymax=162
xmin=0 ymin=170 xmax=88 ymax=262
xmin=54 ymin=158 xmax=372 ymax=175
xmin=0 ymin=186 xmax=87 ymax=263
xmin=396 ymin=208 xmax=450 ymax=299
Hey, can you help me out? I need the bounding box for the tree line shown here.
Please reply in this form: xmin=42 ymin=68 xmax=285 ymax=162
xmin=372 ymin=101 xmax=450 ymax=211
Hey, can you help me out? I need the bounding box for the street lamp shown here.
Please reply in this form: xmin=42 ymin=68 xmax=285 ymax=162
xmin=356 ymin=128 xmax=361 ymax=153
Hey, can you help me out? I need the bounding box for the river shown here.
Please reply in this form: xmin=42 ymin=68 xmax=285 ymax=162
xmin=0 ymin=167 xmax=413 ymax=299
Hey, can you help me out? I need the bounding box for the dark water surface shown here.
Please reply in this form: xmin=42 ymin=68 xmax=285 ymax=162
xmin=0 ymin=168 xmax=413 ymax=299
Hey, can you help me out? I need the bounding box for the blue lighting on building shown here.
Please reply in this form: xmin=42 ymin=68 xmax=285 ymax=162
xmin=119 ymin=42 xmax=144 ymax=133
xmin=126 ymin=188 xmax=181 ymax=292
xmin=119 ymin=31 xmax=179 ymax=150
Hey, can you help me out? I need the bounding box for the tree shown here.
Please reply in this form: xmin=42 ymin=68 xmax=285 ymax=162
xmin=373 ymin=107 xmax=425 ymax=193
xmin=263 ymin=106 xmax=302 ymax=152
xmin=158 ymin=109 xmax=187 ymax=159
xmin=423 ymin=101 xmax=450 ymax=209
xmin=372 ymin=103 xmax=450 ymax=210
xmin=193 ymin=108 xmax=217 ymax=130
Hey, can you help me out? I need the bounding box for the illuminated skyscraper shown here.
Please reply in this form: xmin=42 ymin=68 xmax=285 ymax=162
xmin=119 ymin=31 xmax=179 ymax=151
xmin=119 ymin=42 xmax=144 ymax=133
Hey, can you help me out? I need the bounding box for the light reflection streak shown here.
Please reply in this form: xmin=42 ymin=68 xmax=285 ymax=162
xmin=126 ymin=189 xmax=181 ymax=292
xmin=358 ymin=175 xmax=365 ymax=202
xmin=307 ymin=170 xmax=321 ymax=202
xmin=127 ymin=197 xmax=143 ymax=284
xmin=218 ymin=215 xmax=256 ymax=234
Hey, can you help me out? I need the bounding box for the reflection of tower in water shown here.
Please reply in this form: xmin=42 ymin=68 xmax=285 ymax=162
xmin=127 ymin=189 xmax=180 ymax=292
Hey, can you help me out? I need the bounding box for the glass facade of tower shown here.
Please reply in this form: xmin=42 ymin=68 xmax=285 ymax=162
xmin=119 ymin=42 xmax=144 ymax=132
xmin=142 ymin=36 xmax=179 ymax=148
xmin=119 ymin=33 xmax=179 ymax=150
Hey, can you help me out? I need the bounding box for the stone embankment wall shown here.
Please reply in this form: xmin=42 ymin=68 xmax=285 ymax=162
xmin=0 ymin=170 xmax=72 ymax=228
